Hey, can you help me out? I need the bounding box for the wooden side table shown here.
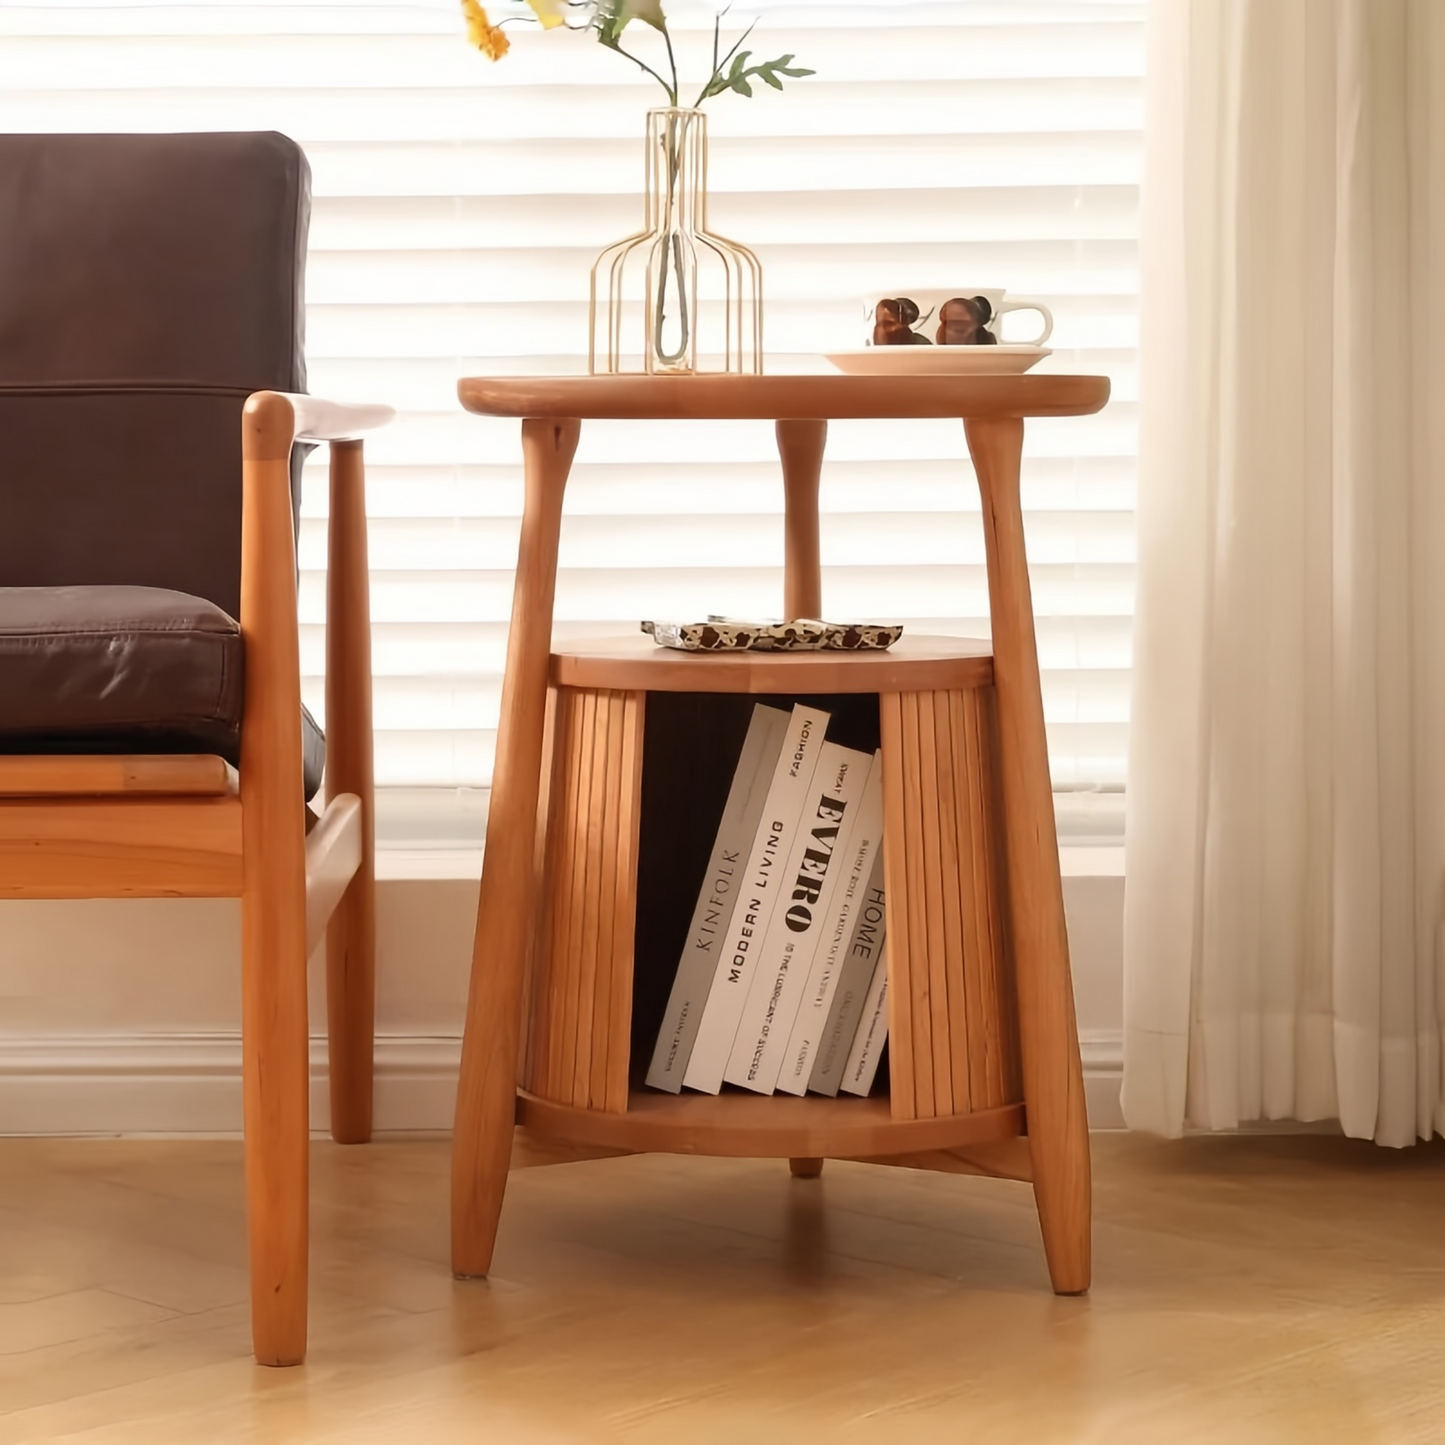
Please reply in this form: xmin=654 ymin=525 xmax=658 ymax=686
xmin=450 ymin=373 xmax=1109 ymax=1295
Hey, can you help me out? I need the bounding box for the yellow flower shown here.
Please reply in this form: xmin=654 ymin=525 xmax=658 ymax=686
xmin=526 ymin=0 xmax=567 ymax=29
xmin=460 ymin=0 xmax=510 ymax=59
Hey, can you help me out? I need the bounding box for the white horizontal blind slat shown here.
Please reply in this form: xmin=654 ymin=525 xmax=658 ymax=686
xmin=0 ymin=0 xmax=1141 ymax=841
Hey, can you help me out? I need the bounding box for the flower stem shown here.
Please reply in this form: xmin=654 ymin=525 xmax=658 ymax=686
xmin=692 ymin=18 xmax=756 ymax=107
xmin=611 ymin=40 xmax=676 ymax=103
xmin=662 ymin=25 xmax=680 ymax=108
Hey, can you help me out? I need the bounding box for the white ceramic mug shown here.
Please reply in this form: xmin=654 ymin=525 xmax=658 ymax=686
xmin=864 ymin=288 xmax=1053 ymax=347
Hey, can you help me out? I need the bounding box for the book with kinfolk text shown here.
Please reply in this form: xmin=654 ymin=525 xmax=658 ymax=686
xmin=645 ymin=703 xmax=790 ymax=1092
xmin=682 ymin=702 xmax=831 ymax=1094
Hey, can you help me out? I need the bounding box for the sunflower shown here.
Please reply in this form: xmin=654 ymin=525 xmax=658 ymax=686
xmin=460 ymin=0 xmax=509 ymax=60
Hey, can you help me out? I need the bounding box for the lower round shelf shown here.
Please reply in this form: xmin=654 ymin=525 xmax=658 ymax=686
xmin=516 ymin=1089 xmax=1025 ymax=1158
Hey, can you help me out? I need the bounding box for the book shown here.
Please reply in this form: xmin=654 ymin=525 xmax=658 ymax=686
xmin=774 ymin=753 xmax=884 ymax=1096
xmin=806 ymin=850 xmax=887 ymax=1096
xmin=839 ymin=937 xmax=890 ymax=1096
xmin=645 ymin=703 xmax=790 ymax=1092
xmin=682 ymin=702 xmax=831 ymax=1093
xmin=724 ymin=740 xmax=874 ymax=1094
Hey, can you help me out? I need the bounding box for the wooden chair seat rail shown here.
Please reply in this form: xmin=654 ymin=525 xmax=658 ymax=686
xmin=0 ymin=754 xmax=237 ymax=797
xmin=304 ymin=793 xmax=364 ymax=956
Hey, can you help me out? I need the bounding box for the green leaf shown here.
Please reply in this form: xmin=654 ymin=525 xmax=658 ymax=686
xmin=590 ymin=0 xmax=627 ymax=45
xmin=590 ymin=0 xmax=668 ymax=43
xmin=695 ymin=39 xmax=813 ymax=105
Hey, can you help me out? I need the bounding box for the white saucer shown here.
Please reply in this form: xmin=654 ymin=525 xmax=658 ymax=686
xmin=825 ymin=345 xmax=1051 ymax=377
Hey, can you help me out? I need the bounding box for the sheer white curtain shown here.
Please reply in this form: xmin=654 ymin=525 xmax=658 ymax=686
xmin=1122 ymin=0 xmax=1445 ymax=1144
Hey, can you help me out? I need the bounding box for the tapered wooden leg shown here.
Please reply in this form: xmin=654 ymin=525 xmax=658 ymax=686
xmin=789 ymin=1157 xmax=824 ymax=1179
xmin=325 ymin=439 xmax=377 ymax=1145
xmin=776 ymin=419 xmax=827 ymax=618
xmin=452 ymin=416 xmax=581 ymax=1278
xmin=964 ymin=416 xmax=1091 ymax=1295
xmin=240 ymin=393 xmax=312 ymax=1364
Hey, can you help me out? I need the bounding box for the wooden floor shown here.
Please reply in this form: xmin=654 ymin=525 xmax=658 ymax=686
xmin=2 ymin=1131 xmax=1444 ymax=1443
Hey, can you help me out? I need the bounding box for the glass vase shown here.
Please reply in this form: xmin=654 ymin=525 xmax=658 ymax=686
xmin=589 ymin=108 xmax=762 ymax=376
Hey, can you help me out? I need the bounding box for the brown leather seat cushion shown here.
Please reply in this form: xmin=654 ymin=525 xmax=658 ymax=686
xmin=0 ymin=585 xmax=324 ymax=800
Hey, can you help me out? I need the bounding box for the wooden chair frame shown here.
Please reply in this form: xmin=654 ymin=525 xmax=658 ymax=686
xmin=0 ymin=391 xmax=390 ymax=1367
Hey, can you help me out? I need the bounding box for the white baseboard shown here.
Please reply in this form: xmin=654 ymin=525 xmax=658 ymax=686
xmin=0 ymin=1034 xmax=462 ymax=1137
xmin=0 ymin=1030 xmax=1126 ymax=1137
xmin=1079 ymin=1030 xmax=1124 ymax=1130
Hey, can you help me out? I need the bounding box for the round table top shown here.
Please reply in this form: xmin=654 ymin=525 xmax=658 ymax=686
xmin=457 ymin=372 xmax=1110 ymax=421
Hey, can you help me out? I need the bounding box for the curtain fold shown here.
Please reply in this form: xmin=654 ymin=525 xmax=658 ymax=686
xmin=1123 ymin=0 xmax=1445 ymax=1144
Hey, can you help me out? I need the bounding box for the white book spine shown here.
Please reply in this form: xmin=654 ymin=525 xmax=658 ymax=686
xmin=775 ymin=754 xmax=883 ymax=1096
xmin=682 ymin=704 xmax=831 ymax=1094
xmin=839 ymin=939 xmax=890 ymax=1097
xmin=645 ymin=704 xmax=790 ymax=1092
xmin=806 ymin=853 xmax=887 ymax=1096
xmin=724 ymin=742 xmax=874 ymax=1095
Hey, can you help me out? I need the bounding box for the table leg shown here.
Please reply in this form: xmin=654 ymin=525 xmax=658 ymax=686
xmin=964 ymin=415 xmax=1091 ymax=1295
xmin=776 ymin=419 xmax=827 ymax=619
xmin=452 ymin=416 xmax=581 ymax=1278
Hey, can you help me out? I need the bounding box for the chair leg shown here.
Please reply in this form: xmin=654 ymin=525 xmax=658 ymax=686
xmin=325 ymin=437 xmax=377 ymax=1144
xmin=242 ymin=877 xmax=311 ymax=1366
xmin=326 ymin=863 xmax=376 ymax=1144
xmin=240 ymin=391 xmax=313 ymax=1365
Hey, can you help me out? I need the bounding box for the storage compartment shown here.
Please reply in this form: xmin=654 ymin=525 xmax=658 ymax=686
xmin=521 ymin=644 xmax=1021 ymax=1133
xmin=631 ymin=690 xmax=883 ymax=1094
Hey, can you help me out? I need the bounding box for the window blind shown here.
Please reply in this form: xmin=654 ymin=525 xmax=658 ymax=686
xmin=0 ymin=0 xmax=1141 ymax=847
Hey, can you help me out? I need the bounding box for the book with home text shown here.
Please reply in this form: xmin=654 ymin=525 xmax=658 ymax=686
xmin=807 ymin=850 xmax=888 ymax=1096
xmin=775 ymin=754 xmax=884 ymax=1096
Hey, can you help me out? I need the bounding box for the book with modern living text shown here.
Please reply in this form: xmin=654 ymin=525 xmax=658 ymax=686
xmin=645 ymin=703 xmax=790 ymax=1092
xmin=682 ymin=702 xmax=831 ymax=1094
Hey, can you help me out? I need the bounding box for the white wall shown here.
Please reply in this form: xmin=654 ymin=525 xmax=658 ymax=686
xmin=0 ymin=862 xmax=1124 ymax=1134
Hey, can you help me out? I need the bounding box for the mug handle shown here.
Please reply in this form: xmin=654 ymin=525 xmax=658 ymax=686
xmin=993 ymin=300 xmax=1053 ymax=346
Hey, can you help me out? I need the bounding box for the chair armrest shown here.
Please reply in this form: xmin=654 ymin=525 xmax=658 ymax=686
xmin=242 ymin=391 xmax=394 ymax=460
xmin=282 ymin=393 xmax=395 ymax=444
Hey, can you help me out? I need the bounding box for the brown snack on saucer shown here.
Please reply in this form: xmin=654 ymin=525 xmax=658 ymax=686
xmin=936 ymin=295 xmax=999 ymax=346
xmin=872 ymin=297 xmax=932 ymax=345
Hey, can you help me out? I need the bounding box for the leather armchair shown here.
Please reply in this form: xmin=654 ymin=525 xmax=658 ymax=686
xmin=0 ymin=131 xmax=389 ymax=1366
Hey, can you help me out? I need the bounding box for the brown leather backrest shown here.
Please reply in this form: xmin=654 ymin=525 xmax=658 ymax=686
xmin=0 ymin=132 xmax=310 ymax=619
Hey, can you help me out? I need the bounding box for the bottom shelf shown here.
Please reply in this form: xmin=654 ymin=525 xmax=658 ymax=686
xmin=516 ymin=1089 xmax=1025 ymax=1159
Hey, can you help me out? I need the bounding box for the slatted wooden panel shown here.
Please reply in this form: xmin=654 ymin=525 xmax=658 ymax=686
xmin=523 ymin=686 xmax=645 ymax=1113
xmin=971 ymin=684 xmax=1023 ymax=1105
xmin=880 ymin=686 xmax=1020 ymax=1120
xmin=521 ymin=685 xmax=563 ymax=1092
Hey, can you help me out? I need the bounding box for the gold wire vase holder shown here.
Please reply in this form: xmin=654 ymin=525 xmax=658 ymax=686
xmin=589 ymin=107 xmax=762 ymax=376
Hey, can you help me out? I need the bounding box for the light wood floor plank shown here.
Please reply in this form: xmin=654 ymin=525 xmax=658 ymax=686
xmin=0 ymin=1134 xmax=1442 ymax=1443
